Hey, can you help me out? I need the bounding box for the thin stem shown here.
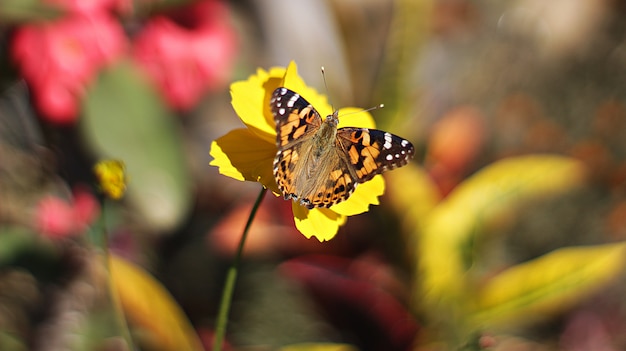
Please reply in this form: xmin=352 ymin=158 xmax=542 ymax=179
xmin=213 ymin=187 xmax=268 ymax=351
xmin=96 ymin=199 xmax=135 ymax=349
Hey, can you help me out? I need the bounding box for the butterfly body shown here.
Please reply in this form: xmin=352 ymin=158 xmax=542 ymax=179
xmin=311 ymin=113 xmax=339 ymax=160
xmin=271 ymin=87 xmax=414 ymax=209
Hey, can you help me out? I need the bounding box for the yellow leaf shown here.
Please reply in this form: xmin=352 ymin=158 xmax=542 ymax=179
xmin=417 ymin=155 xmax=586 ymax=305
xmin=470 ymin=242 xmax=626 ymax=327
xmin=109 ymin=255 xmax=203 ymax=351
xmin=384 ymin=164 xmax=440 ymax=231
xmin=280 ymin=343 xmax=359 ymax=351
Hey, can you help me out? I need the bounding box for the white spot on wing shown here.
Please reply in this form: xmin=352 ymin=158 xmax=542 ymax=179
xmin=383 ymin=133 xmax=393 ymax=149
xmin=287 ymin=94 xmax=299 ymax=108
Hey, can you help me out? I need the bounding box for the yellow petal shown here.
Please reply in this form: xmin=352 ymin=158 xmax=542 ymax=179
xmin=331 ymin=175 xmax=385 ymax=216
xmin=93 ymin=159 xmax=127 ymax=200
xmin=109 ymin=255 xmax=203 ymax=351
xmin=209 ymin=128 xmax=279 ymax=193
xmin=282 ymin=61 xmax=334 ymax=118
xmin=336 ymin=107 xmax=377 ymax=129
xmin=292 ymin=203 xmax=347 ymax=241
xmin=230 ymin=67 xmax=285 ymax=144
xmin=282 ymin=61 xmax=306 ymax=89
xmin=281 ymin=62 xmax=376 ymax=129
xmin=230 ymin=84 xmax=274 ymax=144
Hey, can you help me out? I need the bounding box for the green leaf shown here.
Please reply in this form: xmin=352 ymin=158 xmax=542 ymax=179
xmin=0 ymin=0 xmax=62 ymax=23
xmin=82 ymin=60 xmax=191 ymax=231
xmin=0 ymin=227 xmax=58 ymax=269
xmin=469 ymin=242 xmax=626 ymax=327
xmin=416 ymin=155 xmax=586 ymax=305
xmin=0 ymin=228 xmax=36 ymax=265
xmin=0 ymin=331 xmax=27 ymax=351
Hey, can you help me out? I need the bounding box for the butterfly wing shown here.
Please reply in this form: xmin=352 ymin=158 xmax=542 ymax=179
xmin=307 ymin=154 xmax=358 ymax=208
xmin=270 ymin=87 xmax=322 ymax=149
xmin=336 ymin=128 xmax=415 ymax=183
xmin=271 ymin=87 xmax=325 ymax=205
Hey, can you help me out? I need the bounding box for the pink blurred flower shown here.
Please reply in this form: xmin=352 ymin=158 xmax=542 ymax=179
xmin=36 ymin=188 xmax=100 ymax=239
xmin=132 ymin=0 xmax=237 ymax=110
xmin=11 ymin=8 xmax=127 ymax=123
xmin=36 ymin=197 xmax=76 ymax=238
xmin=45 ymin=0 xmax=133 ymax=15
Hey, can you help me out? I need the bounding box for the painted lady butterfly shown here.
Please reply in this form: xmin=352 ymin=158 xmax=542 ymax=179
xmin=271 ymin=87 xmax=415 ymax=209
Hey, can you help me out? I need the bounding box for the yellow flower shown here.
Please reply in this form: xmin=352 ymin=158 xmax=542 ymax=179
xmin=94 ymin=159 xmax=127 ymax=200
xmin=209 ymin=62 xmax=385 ymax=241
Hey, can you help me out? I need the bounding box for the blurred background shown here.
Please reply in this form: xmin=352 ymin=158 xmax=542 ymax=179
xmin=2 ymin=0 xmax=626 ymax=350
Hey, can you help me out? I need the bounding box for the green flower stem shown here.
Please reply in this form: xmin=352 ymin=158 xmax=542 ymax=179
xmin=213 ymin=187 xmax=268 ymax=351
xmin=93 ymin=199 xmax=135 ymax=349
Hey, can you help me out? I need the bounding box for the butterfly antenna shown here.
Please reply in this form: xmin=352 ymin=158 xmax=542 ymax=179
xmin=337 ymin=104 xmax=385 ymax=119
xmin=321 ymin=66 xmax=335 ymax=112
xmin=364 ymin=104 xmax=385 ymax=113
xmin=321 ymin=66 xmax=384 ymax=117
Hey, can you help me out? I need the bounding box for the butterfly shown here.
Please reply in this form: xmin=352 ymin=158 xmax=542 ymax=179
xmin=270 ymin=87 xmax=415 ymax=209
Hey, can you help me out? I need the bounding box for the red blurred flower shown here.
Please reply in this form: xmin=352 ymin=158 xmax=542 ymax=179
xmin=425 ymin=105 xmax=486 ymax=195
xmin=280 ymin=255 xmax=419 ymax=350
xmin=36 ymin=188 xmax=100 ymax=239
xmin=132 ymin=0 xmax=237 ymax=110
xmin=11 ymin=7 xmax=127 ymax=123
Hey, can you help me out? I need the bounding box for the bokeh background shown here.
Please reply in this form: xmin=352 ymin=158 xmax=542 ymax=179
xmin=2 ymin=0 xmax=626 ymax=350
